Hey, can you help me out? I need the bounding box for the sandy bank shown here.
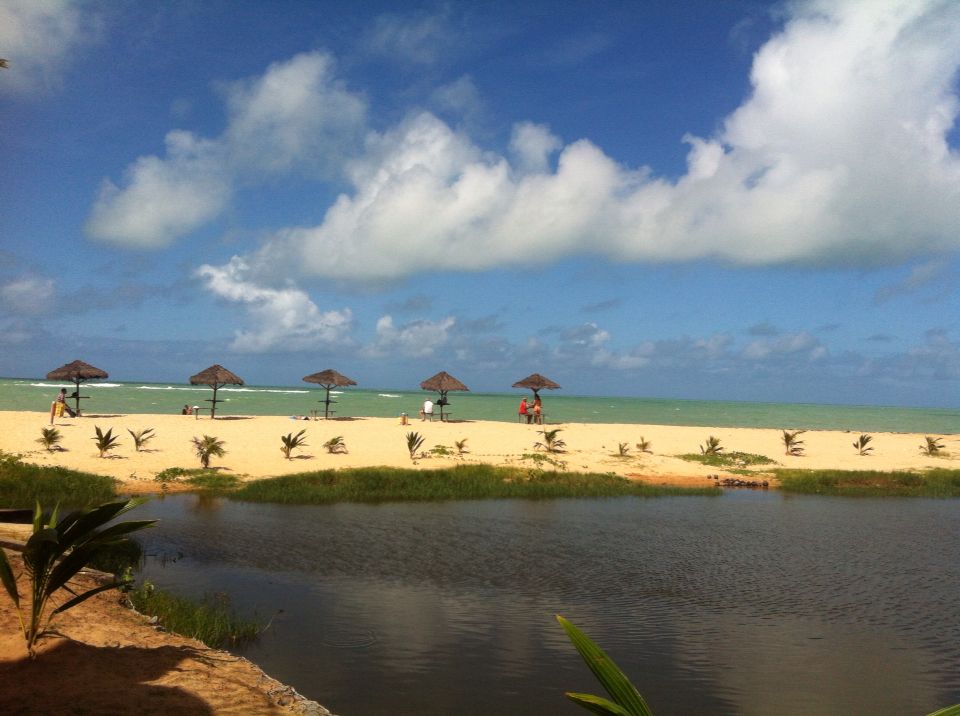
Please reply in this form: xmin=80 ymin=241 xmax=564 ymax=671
xmin=1 ymin=410 xmax=956 ymax=491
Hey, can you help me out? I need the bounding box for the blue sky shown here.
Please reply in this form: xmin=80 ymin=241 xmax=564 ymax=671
xmin=1 ymin=0 xmax=959 ymax=407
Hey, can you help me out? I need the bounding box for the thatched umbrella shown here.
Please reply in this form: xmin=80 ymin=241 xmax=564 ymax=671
xmin=46 ymin=360 xmax=108 ymax=416
xmin=303 ymin=369 xmax=357 ymax=419
xmin=419 ymin=371 xmax=469 ymax=421
xmin=189 ymin=364 xmax=244 ymax=418
xmin=511 ymin=373 xmax=561 ymax=399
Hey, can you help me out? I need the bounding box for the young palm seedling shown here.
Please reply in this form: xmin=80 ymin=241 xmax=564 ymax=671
xmin=323 ymin=435 xmax=348 ymax=454
xmin=635 ymin=437 xmax=652 ymax=454
xmin=616 ymin=442 xmax=631 ymax=457
xmin=455 ymin=438 xmax=469 ymax=457
xmin=281 ymin=429 xmax=308 ymax=459
xmin=853 ymin=433 xmax=874 ymax=456
xmin=192 ymin=435 xmax=226 ymax=469
xmin=127 ymin=428 xmax=155 ymax=452
xmin=406 ymin=431 xmax=425 ymax=460
xmin=92 ymin=426 xmax=120 ymax=458
xmin=920 ymin=436 xmax=946 ymax=456
xmin=782 ymin=430 xmax=806 ymax=456
xmin=700 ymin=435 xmax=723 ymax=456
xmin=0 ymin=498 xmax=155 ymax=657
xmin=535 ymin=428 xmax=567 ymax=454
xmin=36 ymin=427 xmax=62 ymax=452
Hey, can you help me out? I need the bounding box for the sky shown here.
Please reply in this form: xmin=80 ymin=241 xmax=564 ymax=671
xmin=1 ymin=0 xmax=959 ymax=407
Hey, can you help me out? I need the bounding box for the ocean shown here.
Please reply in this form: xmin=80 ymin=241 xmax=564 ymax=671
xmin=1 ymin=377 xmax=956 ymax=434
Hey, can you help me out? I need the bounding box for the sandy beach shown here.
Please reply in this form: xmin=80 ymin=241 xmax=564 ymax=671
xmin=2 ymin=410 xmax=956 ymax=491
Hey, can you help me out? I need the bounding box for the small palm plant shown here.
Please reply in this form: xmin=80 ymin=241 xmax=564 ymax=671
xmin=455 ymin=438 xmax=469 ymax=457
xmin=36 ymin=427 xmax=62 ymax=452
xmin=920 ymin=436 xmax=946 ymax=456
xmin=782 ymin=430 xmax=806 ymax=456
xmin=323 ymin=435 xmax=348 ymax=454
xmin=406 ymin=431 xmax=425 ymax=460
xmin=616 ymin=442 xmax=630 ymax=457
xmin=853 ymin=433 xmax=874 ymax=456
xmin=127 ymin=428 xmax=155 ymax=452
xmin=636 ymin=437 xmax=652 ymax=454
xmin=0 ymin=498 xmax=155 ymax=656
xmin=535 ymin=428 xmax=567 ymax=454
xmin=281 ymin=429 xmax=308 ymax=459
xmin=192 ymin=435 xmax=226 ymax=469
xmin=92 ymin=426 xmax=120 ymax=458
xmin=700 ymin=435 xmax=723 ymax=456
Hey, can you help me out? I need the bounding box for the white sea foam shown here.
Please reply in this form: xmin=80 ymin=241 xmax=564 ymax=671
xmin=378 ymin=393 xmax=401 ymax=398
xmin=220 ymin=388 xmax=309 ymax=394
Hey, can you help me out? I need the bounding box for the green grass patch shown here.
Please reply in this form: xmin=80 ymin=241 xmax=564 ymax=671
xmin=231 ymin=464 xmax=716 ymax=504
xmin=128 ymin=581 xmax=262 ymax=649
xmin=676 ymin=451 xmax=776 ymax=469
xmin=776 ymin=468 xmax=960 ymax=497
xmin=0 ymin=451 xmax=117 ymax=508
xmin=155 ymin=467 xmax=241 ymax=491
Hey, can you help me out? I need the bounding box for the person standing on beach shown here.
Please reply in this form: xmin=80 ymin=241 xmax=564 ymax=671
xmin=533 ymin=396 xmax=542 ymax=424
xmin=55 ymin=388 xmax=76 ymax=418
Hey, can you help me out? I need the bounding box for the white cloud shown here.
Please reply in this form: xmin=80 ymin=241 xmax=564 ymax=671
xmin=256 ymin=0 xmax=960 ymax=281
xmin=196 ymin=257 xmax=353 ymax=353
xmin=0 ymin=0 xmax=97 ymax=94
xmin=0 ymin=276 xmax=55 ymax=314
xmin=365 ymin=315 xmax=455 ymax=358
xmin=86 ymin=52 xmax=367 ymax=248
xmin=743 ymin=331 xmax=827 ymax=361
xmin=362 ymin=11 xmax=452 ymax=65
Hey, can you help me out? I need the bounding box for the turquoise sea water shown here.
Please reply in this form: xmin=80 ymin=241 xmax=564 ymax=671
xmin=1 ymin=377 xmax=956 ymax=433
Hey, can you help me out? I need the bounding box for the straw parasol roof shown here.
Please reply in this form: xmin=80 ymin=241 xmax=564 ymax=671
xmin=420 ymin=371 xmax=469 ymax=420
xmin=46 ymin=360 xmax=109 ymax=415
xmin=303 ymin=369 xmax=357 ymax=419
xmin=512 ymin=373 xmax=561 ymax=393
xmin=189 ymin=364 xmax=244 ymax=418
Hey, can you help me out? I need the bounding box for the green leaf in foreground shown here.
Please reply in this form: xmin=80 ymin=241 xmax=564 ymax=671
xmin=557 ymin=615 xmax=653 ymax=716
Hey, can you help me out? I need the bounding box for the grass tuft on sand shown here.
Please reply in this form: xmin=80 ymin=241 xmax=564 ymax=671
xmin=776 ymin=468 xmax=960 ymax=496
xmin=0 ymin=451 xmax=117 ymax=508
xmin=229 ymin=464 xmax=716 ymax=504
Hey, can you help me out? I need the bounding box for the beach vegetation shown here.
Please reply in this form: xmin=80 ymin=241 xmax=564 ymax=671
xmin=186 ymin=472 xmax=241 ymax=491
xmin=323 ymin=435 xmax=348 ymax=454
xmin=558 ymin=615 xmax=653 ymax=716
xmin=853 ymin=433 xmax=874 ymax=456
xmin=615 ymin=442 xmax=630 ymax=457
xmin=0 ymin=452 xmax=117 ymax=508
xmin=192 ymin=435 xmax=226 ymax=469
xmin=520 ymin=453 xmax=568 ymax=472
xmin=280 ymin=429 xmax=308 ymax=459
xmin=776 ymin=468 xmax=960 ymax=497
xmin=920 ymin=436 xmax=946 ymax=456
xmin=127 ymin=428 xmax=155 ymax=452
xmin=699 ymin=435 xmax=723 ymax=456
xmin=92 ymin=426 xmax=120 ymax=458
xmin=227 ymin=465 xmax=715 ymax=504
xmin=455 ymin=438 xmax=469 ymax=457
xmin=0 ymin=498 xmax=154 ymax=656
xmin=36 ymin=427 xmax=63 ymax=452
xmin=128 ymin=580 xmax=262 ymax=649
xmin=635 ymin=437 xmax=652 ymax=454
xmin=535 ymin=428 xmax=567 ymax=454
xmin=406 ymin=431 xmax=425 ymax=460
xmin=678 ymin=451 xmax=775 ymax=470
xmin=429 ymin=444 xmax=453 ymax=457
xmin=781 ymin=430 xmax=806 ymax=456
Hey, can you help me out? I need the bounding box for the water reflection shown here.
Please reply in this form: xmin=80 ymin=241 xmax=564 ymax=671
xmin=134 ymin=494 xmax=960 ymax=715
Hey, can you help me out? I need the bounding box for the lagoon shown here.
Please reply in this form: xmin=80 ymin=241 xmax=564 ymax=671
xmin=134 ymin=492 xmax=960 ymax=715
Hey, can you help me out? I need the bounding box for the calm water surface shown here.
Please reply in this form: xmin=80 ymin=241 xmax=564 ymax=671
xmin=134 ymin=493 xmax=960 ymax=715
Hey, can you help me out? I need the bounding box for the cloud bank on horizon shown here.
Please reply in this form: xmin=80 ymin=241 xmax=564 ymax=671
xmin=84 ymin=0 xmax=960 ymax=283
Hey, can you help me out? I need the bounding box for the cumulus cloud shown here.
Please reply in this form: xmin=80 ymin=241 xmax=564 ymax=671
xmin=254 ymin=0 xmax=960 ymax=281
xmin=0 ymin=276 xmax=55 ymax=314
xmin=196 ymin=257 xmax=353 ymax=353
xmin=365 ymin=315 xmax=455 ymax=358
xmin=0 ymin=0 xmax=98 ymax=94
xmin=86 ymin=52 xmax=366 ymax=248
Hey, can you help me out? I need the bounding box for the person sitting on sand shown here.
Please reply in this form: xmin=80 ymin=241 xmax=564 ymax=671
xmin=420 ymin=399 xmax=434 ymax=421
xmin=518 ymin=397 xmax=531 ymax=424
xmin=533 ymin=396 xmax=542 ymax=424
xmin=182 ymin=404 xmax=193 ymax=415
xmin=55 ymin=388 xmax=76 ymax=418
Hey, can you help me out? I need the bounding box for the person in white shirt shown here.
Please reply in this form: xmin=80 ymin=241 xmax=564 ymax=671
xmin=420 ymin=399 xmax=434 ymax=421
